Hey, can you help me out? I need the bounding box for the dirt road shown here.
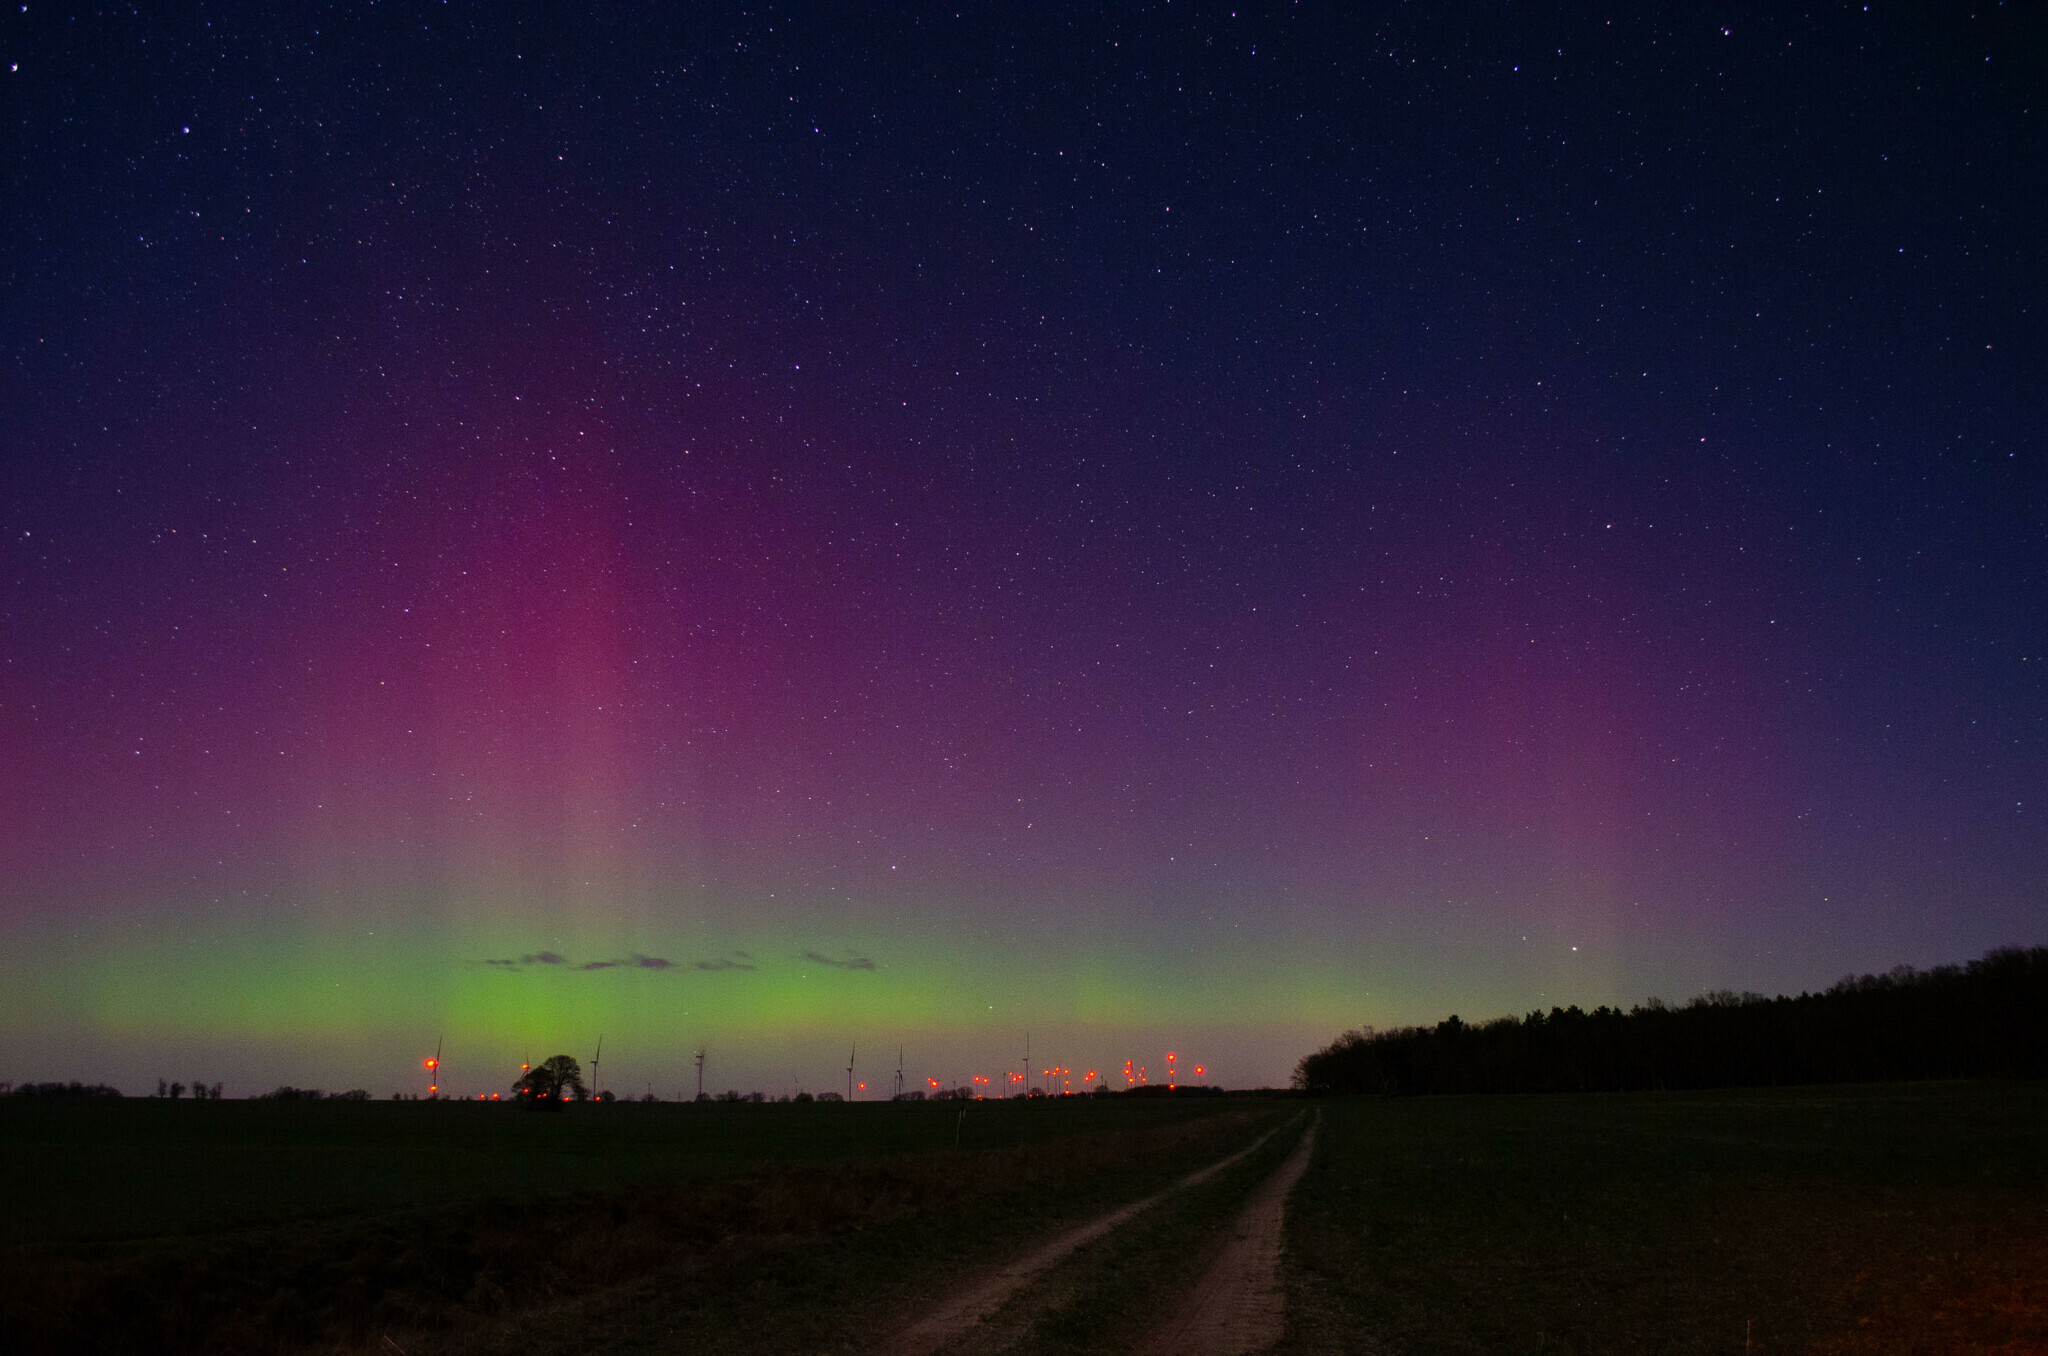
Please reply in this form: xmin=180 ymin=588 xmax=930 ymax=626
xmin=1133 ymin=1111 xmax=1319 ymax=1356
xmin=887 ymin=1115 xmax=1301 ymax=1356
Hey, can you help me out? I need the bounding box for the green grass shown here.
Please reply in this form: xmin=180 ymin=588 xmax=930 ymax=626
xmin=1281 ymin=1081 xmax=2048 ymax=1355
xmin=0 ymin=1095 xmax=1292 ymax=1353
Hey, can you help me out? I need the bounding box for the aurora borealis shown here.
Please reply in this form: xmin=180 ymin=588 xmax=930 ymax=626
xmin=3 ymin=4 xmax=2043 ymax=1096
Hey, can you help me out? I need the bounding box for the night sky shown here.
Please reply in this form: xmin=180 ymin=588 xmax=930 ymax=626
xmin=3 ymin=3 xmax=2043 ymax=1097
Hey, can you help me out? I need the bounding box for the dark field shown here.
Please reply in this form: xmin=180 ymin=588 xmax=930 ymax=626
xmin=1283 ymin=1081 xmax=2048 ymax=1354
xmin=10 ymin=1084 xmax=2047 ymax=1354
xmin=2 ymin=1094 xmax=1257 ymax=1246
xmin=2 ymin=1094 xmax=1288 ymax=1354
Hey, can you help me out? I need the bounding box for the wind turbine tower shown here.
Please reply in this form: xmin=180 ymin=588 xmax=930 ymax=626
xmin=694 ymin=1048 xmax=706 ymax=1101
xmin=893 ymin=1045 xmax=905 ymax=1101
xmin=847 ymin=1041 xmax=857 ymax=1102
xmin=591 ymin=1035 xmax=603 ymax=1100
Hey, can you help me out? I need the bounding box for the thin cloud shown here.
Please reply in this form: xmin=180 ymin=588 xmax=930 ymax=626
xmin=483 ymin=950 xmax=569 ymax=970
xmin=694 ymin=957 xmax=757 ymax=972
xmin=487 ymin=950 xmax=675 ymax=973
xmin=801 ymin=949 xmax=876 ymax=971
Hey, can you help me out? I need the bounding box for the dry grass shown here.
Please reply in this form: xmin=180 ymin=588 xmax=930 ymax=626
xmin=1803 ymin=1201 xmax=2048 ymax=1355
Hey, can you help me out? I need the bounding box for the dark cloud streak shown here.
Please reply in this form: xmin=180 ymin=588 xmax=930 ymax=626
xmin=483 ymin=951 xmax=568 ymax=970
xmin=801 ymin=950 xmax=876 ymax=971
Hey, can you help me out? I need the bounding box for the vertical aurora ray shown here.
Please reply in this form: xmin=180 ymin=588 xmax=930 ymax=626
xmin=3 ymin=4 xmax=2043 ymax=1096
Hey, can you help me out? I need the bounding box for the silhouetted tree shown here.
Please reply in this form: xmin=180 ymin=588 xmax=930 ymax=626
xmin=512 ymin=1054 xmax=585 ymax=1107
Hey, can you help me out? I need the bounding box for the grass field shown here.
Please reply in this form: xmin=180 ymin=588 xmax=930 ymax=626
xmin=11 ymin=1082 xmax=2046 ymax=1353
xmin=1 ymin=1094 xmax=1260 ymax=1246
xmin=1 ymin=1094 xmax=1288 ymax=1353
xmin=1282 ymin=1081 xmax=2048 ymax=1354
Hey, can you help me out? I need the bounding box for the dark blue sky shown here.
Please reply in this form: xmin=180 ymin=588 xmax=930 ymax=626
xmin=2 ymin=3 xmax=2043 ymax=1092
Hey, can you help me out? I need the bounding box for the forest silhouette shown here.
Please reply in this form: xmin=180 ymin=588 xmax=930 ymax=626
xmin=1294 ymin=945 xmax=2048 ymax=1095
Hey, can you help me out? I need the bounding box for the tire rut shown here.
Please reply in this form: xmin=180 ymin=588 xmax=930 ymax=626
xmin=885 ymin=1115 xmax=1301 ymax=1356
xmin=1133 ymin=1110 xmax=1319 ymax=1356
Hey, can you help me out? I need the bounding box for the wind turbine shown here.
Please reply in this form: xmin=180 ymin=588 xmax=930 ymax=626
xmin=846 ymin=1040 xmax=856 ymax=1102
xmin=694 ymin=1047 xmax=706 ymax=1101
xmin=591 ymin=1034 xmax=603 ymax=1101
xmin=425 ymin=1035 xmax=442 ymax=1098
xmin=893 ymin=1045 xmax=905 ymax=1101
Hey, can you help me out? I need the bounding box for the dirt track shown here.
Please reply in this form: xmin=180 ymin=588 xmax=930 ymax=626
xmin=887 ymin=1116 xmax=1300 ymax=1356
xmin=1133 ymin=1111 xmax=1319 ymax=1356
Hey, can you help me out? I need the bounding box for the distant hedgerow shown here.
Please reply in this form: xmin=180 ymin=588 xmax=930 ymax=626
xmin=6 ymin=1081 xmax=123 ymax=1099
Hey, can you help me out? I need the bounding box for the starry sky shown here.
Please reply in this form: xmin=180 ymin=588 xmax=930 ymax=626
xmin=3 ymin=3 xmax=2043 ymax=1097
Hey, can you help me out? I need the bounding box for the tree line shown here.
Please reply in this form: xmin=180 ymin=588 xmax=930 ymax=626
xmin=1294 ymin=945 xmax=2048 ymax=1096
